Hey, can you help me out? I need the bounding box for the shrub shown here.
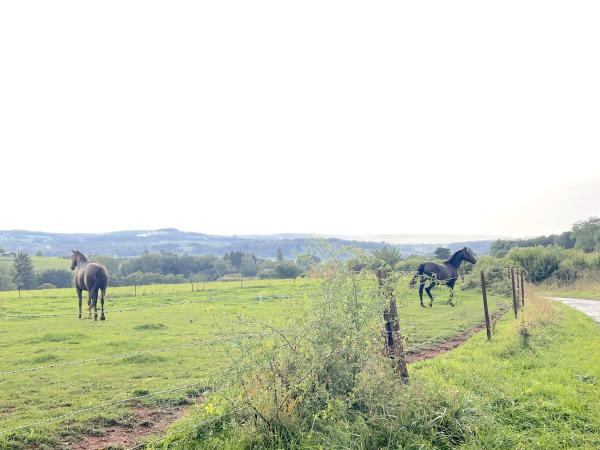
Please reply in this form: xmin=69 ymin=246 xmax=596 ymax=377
xmin=507 ymin=247 xmax=562 ymax=283
xmin=162 ymin=264 xmax=478 ymax=449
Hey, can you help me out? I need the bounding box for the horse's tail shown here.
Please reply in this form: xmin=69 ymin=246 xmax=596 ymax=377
xmin=409 ymin=263 xmax=425 ymax=287
xmin=88 ymin=267 xmax=109 ymax=309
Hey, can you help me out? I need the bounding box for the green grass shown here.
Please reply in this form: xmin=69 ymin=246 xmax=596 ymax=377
xmin=544 ymin=288 xmax=600 ymax=300
xmin=0 ymin=256 xmax=68 ymax=274
xmin=408 ymin=299 xmax=600 ymax=449
xmin=0 ymin=278 xmax=506 ymax=448
xmin=159 ymin=293 xmax=600 ymax=450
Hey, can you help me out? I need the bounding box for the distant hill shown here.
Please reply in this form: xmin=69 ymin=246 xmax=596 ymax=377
xmin=0 ymin=229 xmax=494 ymax=258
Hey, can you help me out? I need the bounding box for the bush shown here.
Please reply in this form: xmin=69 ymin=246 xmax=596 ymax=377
xmin=507 ymin=247 xmax=563 ymax=283
xmin=161 ymin=264 xmax=478 ymax=449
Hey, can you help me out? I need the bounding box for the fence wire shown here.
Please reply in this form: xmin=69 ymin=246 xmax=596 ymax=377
xmin=0 ymin=382 xmax=210 ymax=437
xmin=0 ymin=332 xmax=272 ymax=377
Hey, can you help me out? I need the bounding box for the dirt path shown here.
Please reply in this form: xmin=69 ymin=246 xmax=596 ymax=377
xmin=406 ymin=304 xmax=509 ymax=363
xmin=550 ymin=297 xmax=600 ymax=324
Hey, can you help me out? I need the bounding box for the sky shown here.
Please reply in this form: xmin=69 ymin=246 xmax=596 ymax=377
xmin=1 ymin=1 xmax=599 ymax=238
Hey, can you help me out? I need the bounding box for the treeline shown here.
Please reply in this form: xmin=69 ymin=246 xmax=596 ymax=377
xmin=0 ymin=250 xmax=319 ymax=291
xmin=491 ymin=217 xmax=600 ymax=256
xmin=0 ymin=253 xmax=74 ymax=291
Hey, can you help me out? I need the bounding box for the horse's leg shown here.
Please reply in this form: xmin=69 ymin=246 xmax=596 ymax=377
xmin=418 ymin=276 xmax=425 ymax=307
xmin=77 ymin=288 xmax=83 ymax=319
xmin=87 ymin=290 xmax=93 ymax=319
xmin=447 ymin=279 xmax=456 ymax=306
xmin=425 ymin=281 xmax=435 ymax=307
xmin=92 ymin=289 xmax=98 ymax=321
xmin=100 ymin=287 xmax=106 ymax=321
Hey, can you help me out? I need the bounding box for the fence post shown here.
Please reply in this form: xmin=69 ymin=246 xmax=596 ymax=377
xmin=515 ymin=269 xmax=520 ymax=303
xmin=377 ymin=268 xmax=409 ymax=382
xmin=510 ymin=267 xmax=518 ymax=319
xmin=134 ymin=283 xmax=137 ymax=297
xmin=520 ymin=270 xmax=525 ymax=306
xmin=480 ymin=271 xmax=492 ymax=340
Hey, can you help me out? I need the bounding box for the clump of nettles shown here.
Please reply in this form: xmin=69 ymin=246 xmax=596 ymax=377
xmin=163 ymin=262 xmax=478 ymax=449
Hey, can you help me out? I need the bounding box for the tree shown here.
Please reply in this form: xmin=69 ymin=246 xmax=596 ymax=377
xmin=224 ymin=251 xmax=244 ymax=269
xmin=371 ymin=246 xmax=402 ymax=269
xmin=572 ymin=217 xmax=600 ymax=252
xmin=37 ymin=269 xmax=73 ymax=288
xmin=554 ymin=231 xmax=575 ymax=249
xmin=434 ymin=247 xmax=451 ymax=260
xmin=274 ymin=261 xmax=301 ymax=278
xmin=240 ymin=254 xmax=258 ymax=277
xmin=0 ymin=266 xmax=15 ymax=291
xmin=35 ymin=250 xmax=43 ymax=257
xmin=276 ymin=247 xmax=284 ymax=261
xmin=0 ymin=246 xmax=4 ymax=254
xmin=296 ymin=253 xmax=321 ymax=271
xmin=13 ymin=252 xmax=35 ymax=290
xmin=211 ymin=259 xmax=232 ymax=280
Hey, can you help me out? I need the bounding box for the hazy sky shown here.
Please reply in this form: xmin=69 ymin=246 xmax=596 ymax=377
xmin=1 ymin=1 xmax=599 ymax=238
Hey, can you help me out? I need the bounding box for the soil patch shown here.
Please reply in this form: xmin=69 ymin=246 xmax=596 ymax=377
xmin=63 ymin=396 xmax=202 ymax=450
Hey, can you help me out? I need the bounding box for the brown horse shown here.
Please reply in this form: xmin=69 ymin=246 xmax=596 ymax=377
xmin=70 ymin=250 xmax=109 ymax=320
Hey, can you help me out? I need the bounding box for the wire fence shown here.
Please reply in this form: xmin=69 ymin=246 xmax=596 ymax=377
xmin=0 ymin=268 xmax=522 ymax=448
xmin=0 ymin=333 xmax=272 ymax=377
xmin=0 ymin=381 xmax=210 ymax=437
xmin=0 ymin=330 xmax=278 ymax=439
xmin=0 ymin=291 xmax=315 ymax=320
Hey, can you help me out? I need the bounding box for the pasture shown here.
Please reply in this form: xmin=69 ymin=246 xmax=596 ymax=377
xmin=161 ymin=293 xmax=600 ymax=449
xmin=0 ymin=277 xmax=507 ymax=448
xmin=0 ymin=256 xmax=68 ymax=273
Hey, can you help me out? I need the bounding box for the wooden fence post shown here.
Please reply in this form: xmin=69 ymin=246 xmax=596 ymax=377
xmin=515 ymin=269 xmax=521 ymax=303
xmin=134 ymin=283 xmax=137 ymax=297
xmin=510 ymin=267 xmax=518 ymax=319
xmin=377 ymin=268 xmax=409 ymax=382
xmin=480 ymin=271 xmax=492 ymax=340
xmin=520 ymin=270 xmax=525 ymax=306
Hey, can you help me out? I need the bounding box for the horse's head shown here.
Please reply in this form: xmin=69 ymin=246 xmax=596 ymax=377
xmin=462 ymin=247 xmax=476 ymax=264
xmin=70 ymin=250 xmax=78 ymax=270
xmin=70 ymin=249 xmax=86 ymax=270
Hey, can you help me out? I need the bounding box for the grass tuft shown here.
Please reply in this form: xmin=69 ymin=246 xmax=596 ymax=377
xmin=121 ymin=354 xmax=167 ymax=364
xmin=133 ymin=323 xmax=168 ymax=330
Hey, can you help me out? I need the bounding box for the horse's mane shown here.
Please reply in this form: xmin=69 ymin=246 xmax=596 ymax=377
xmin=445 ymin=248 xmax=465 ymax=267
xmin=74 ymin=250 xmax=88 ymax=263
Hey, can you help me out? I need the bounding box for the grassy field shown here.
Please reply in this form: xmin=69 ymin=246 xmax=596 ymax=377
xmin=409 ymin=296 xmax=600 ymax=449
xmin=158 ymin=291 xmax=600 ymax=450
xmin=0 ymin=278 xmax=506 ymax=449
xmin=0 ymin=256 xmax=68 ymax=274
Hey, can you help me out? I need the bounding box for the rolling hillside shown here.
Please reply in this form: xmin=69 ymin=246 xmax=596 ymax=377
xmin=0 ymin=229 xmax=494 ymax=258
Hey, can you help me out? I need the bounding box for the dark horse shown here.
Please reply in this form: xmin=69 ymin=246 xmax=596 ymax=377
xmin=410 ymin=247 xmax=476 ymax=307
xmin=70 ymin=250 xmax=109 ymax=320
